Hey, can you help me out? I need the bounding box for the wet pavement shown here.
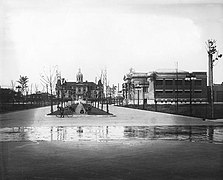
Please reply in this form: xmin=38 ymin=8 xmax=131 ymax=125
xmin=1 ymin=125 xmax=223 ymax=144
xmin=1 ymin=105 xmax=223 ymax=179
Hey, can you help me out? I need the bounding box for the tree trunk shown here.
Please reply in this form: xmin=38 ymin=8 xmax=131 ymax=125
xmin=50 ymin=87 xmax=53 ymax=113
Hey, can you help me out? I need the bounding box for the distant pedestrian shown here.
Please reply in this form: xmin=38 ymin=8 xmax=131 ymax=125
xmin=60 ymin=107 xmax=64 ymax=118
xmin=57 ymin=106 xmax=64 ymax=118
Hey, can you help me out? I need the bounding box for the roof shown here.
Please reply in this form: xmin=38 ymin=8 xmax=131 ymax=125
xmin=65 ymin=81 xmax=97 ymax=86
xmin=125 ymin=72 xmax=148 ymax=79
xmin=154 ymin=69 xmax=189 ymax=73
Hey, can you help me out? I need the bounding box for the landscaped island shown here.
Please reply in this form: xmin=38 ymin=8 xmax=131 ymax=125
xmin=48 ymin=102 xmax=113 ymax=116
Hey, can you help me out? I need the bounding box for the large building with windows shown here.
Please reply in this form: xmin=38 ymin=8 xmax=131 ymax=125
xmin=213 ymin=83 xmax=223 ymax=103
xmin=153 ymin=70 xmax=207 ymax=103
xmin=56 ymin=69 xmax=104 ymax=101
xmin=123 ymin=69 xmax=208 ymax=104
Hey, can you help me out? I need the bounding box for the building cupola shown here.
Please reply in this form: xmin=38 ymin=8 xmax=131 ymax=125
xmin=76 ymin=68 xmax=83 ymax=83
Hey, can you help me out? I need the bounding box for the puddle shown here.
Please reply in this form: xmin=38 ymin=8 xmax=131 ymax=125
xmin=0 ymin=126 xmax=223 ymax=144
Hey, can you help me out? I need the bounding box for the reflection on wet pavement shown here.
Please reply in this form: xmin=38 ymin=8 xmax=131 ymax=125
xmin=0 ymin=126 xmax=223 ymax=144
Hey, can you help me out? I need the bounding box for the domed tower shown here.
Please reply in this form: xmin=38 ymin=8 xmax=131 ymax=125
xmin=76 ymin=68 xmax=83 ymax=83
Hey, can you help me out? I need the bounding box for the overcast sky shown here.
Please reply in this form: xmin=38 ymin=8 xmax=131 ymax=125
xmin=1 ymin=0 xmax=223 ymax=90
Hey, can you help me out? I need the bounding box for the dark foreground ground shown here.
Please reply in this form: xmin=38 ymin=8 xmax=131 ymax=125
xmin=1 ymin=105 xmax=223 ymax=180
xmin=1 ymin=140 xmax=223 ymax=180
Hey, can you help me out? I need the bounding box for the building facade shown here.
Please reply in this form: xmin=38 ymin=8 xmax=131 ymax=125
xmin=123 ymin=69 xmax=208 ymax=104
xmin=213 ymin=83 xmax=223 ymax=103
xmin=153 ymin=70 xmax=207 ymax=103
xmin=123 ymin=69 xmax=151 ymax=105
xmin=56 ymin=69 xmax=104 ymax=102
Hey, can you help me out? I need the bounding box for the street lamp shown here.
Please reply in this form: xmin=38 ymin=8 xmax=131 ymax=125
xmin=61 ymin=78 xmax=67 ymax=108
xmin=185 ymin=73 xmax=196 ymax=116
xmin=135 ymin=85 xmax=141 ymax=107
xmin=16 ymin=85 xmax=22 ymax=104
xmin=131 ymin=84 xmax=135 ymax=105
xmin=151 ymin=72 xmax=157 ymax=112
xmin=140 ymin=81 xmax=149 ymax=110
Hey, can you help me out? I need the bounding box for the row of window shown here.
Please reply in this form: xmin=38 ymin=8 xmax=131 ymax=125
xmin=156 ymin=89 xmax=202 ymax=94
xmin=157 ymin=99 xmax=205 ymax=103
xmin=156 ymin=79 xmax=202 ymax=86
xmin=66 ymin=87 xmax=88 ymax=93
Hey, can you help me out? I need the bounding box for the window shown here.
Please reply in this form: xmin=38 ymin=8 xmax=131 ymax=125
xmin=165 ymin=80 xmax=173 ymax=85
xmin=185 ymin=81 xmax=190 ymax=86
xmin=165 ymin=90 xmax=173 ymax=93
xmin=143 ymin=87 xmax=148 ymax=93
xmin=156 ymin=80 xmax=163 ymax=85
xmin=175 ymin=80 xmax=182 ymax=85
xmin=175 ymin=90 xmax=183 ymax=93
xmin=195 ymin=80 xmax=202 ymax=86
xmin=194 ymin=90 xmax=202 ymax=93
xmin=155 ymin=90 xmax=163 ymax=94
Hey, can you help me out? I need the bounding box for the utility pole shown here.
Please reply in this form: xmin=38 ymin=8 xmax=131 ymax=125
xmin=206 ymin=40 xmax=222 ymax=119
xmin=152 ymin=72 xmax=157 ymax=111
xmin=176 ymin=61 xmax=179 ymax=113
xmin=101 ymin=68 xmax=107 ymax=98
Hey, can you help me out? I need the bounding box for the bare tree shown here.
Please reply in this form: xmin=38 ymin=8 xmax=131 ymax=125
xmin=29 ymin=83 xmax=33 ymax=104
xmin=11 ymin=80 xmax=16 ymax=91
xmin=35 ymin=84 xmax=39 ymax=93
xmin=40 ymin=66 xmax=57 ymax=113
xmin=30 ymin=83 xmax=33 ymax=95
xmin=10 ymin=80 xmax=16 ymax=104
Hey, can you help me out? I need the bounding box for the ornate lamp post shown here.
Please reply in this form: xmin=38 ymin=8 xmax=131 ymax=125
xmin=16 ymin=85 xmax=22 ymax=104
xmin=61 ymin=78 xmax=67 ymax=108
xmin=185 ymin=73 xmax=196 ymax=116
xmin=140 ymin=80 xmax=149 ymax=110
xmin=151 ymin=72 xmax=157 ymax=111
xmin=131 ymin=84 xmax=135 ymax=105
xmin=135 ymin=85 xmax=141 ymax=107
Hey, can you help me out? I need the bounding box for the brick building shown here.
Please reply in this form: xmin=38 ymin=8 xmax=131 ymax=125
xmin=153 ymin=70 xmax=207 ymax=103
xmin=213 ymin=83 xmax=223 ymax=103
xmin=123 ymin=69 xmax=208 ymax=104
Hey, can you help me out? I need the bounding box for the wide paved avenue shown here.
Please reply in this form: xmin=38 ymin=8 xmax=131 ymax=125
xmin=0 ymin=105 xmax=222 ymax=127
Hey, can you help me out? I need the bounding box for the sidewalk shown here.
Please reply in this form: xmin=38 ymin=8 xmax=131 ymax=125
xmin=206 ymin=118 xmax=223 ymax=122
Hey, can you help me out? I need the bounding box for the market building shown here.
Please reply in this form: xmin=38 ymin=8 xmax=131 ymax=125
xmin=213 ymin=83 xmax=223 ymax=103
xmin=123 ymin=69 xmax=208 ymax=105
xmin=152 ymin=69 xmax=207 ymax=104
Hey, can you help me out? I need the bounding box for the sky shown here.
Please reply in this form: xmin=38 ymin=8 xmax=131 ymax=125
xmin=1 ymin=0 xmax=223 ymax=91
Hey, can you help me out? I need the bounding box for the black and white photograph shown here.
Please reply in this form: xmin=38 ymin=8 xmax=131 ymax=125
xmin=0 ymin=0 xmax=223 ymax=179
